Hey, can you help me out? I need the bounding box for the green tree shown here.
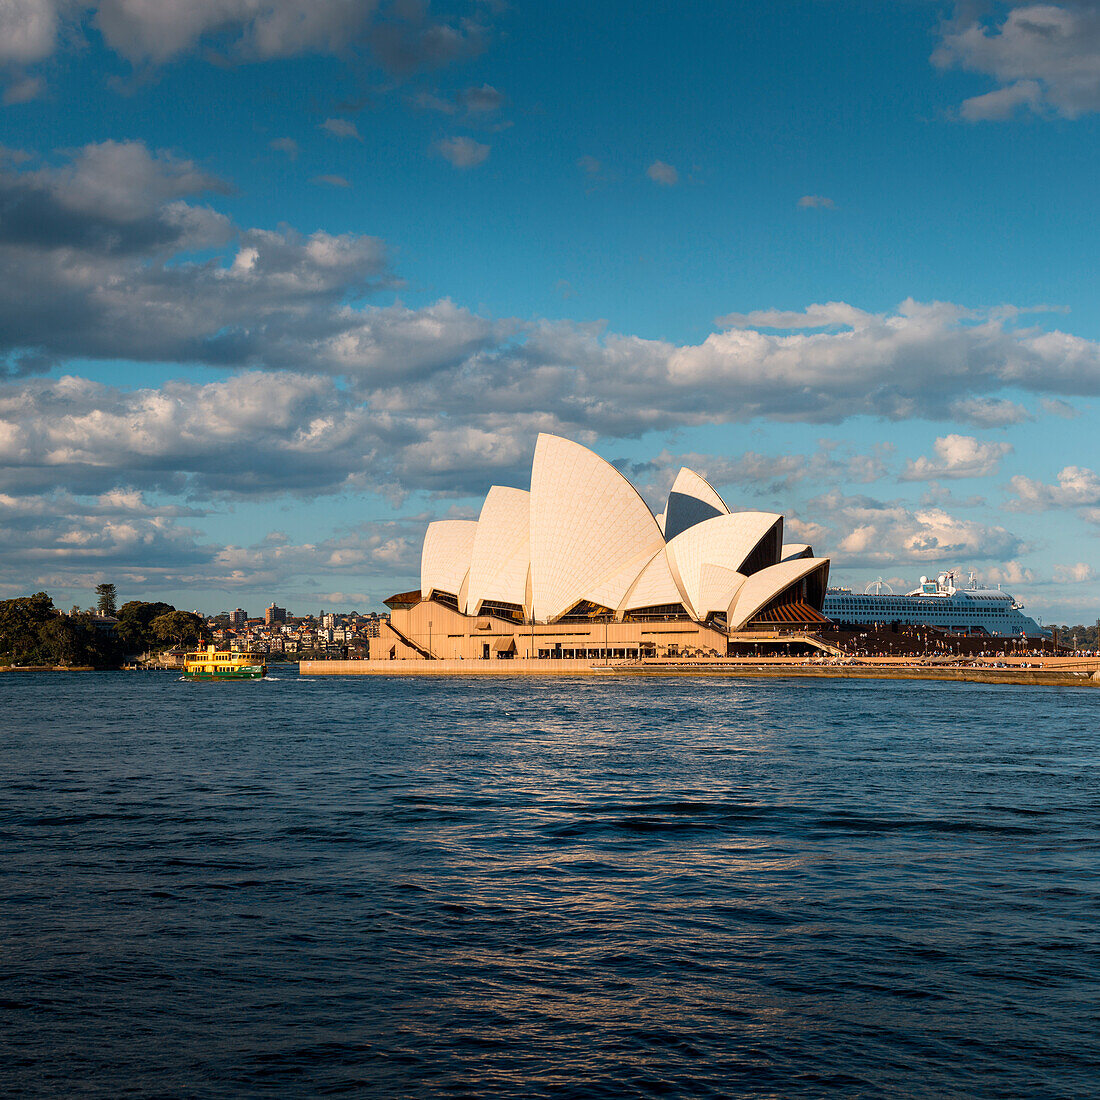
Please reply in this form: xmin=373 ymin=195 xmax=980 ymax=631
xmin=116 ymin=600 xmax=175 ymax=653
xmin=95 ymin=583 xmax=118 ymax=617
xmin=0 ymin=592 xmax=122 ymax=668
xmin=39 ymin=615 xmax=82 ymax=665
xmin=151 ymin=610 xmax=206 ymax=649
xmin=0 ymin=592 xmax=57 ymax=664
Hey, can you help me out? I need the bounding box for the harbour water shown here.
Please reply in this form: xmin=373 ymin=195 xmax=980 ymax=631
xmin=2 ymin=671 xmax=1099 ymax=1098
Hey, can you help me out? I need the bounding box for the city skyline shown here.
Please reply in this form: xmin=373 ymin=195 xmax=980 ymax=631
xmin=3 ymin=1 xmax=1100 ymax=621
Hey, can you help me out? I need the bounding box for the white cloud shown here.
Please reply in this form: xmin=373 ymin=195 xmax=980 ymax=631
xmin=212 ymin=523 xmax=422 ymax=584
xmin=322 ymin=117 xmax=361 ymax=141
xmin=1040 ymin=396 xmax=1079 ymax=418
xmin=94 ymin=0 xmax=485 ymax=72
xmin=311 ymin=173 xmax=351 ymax=188
xmin=935 ymin=4 xmax=1100 ymax=119
xmin=0 ymin=0 xmax=59 ymax=63
xmin=811 ymin=491 xmax=1024 ymax=566
xmin=784 ymin=515 xmax=830 ymax=547
xmin=413 ymin=84 xmax=504 ymax=117
xmin=0 ymin=480 xmax=430 ymax=602
xmin=901 ymin=435 xmax=1013 ymax=481
xmin=947 ymin=396 xmax=1033 ymax=427
xmin=8 ymin=145 xmax=1100 ymax=525
xmin=367 ymin=12 xmax=487 ymax=75
xmin=641 ymin=299 xmax=1100 ymax=425
xmin=3 ymin=73 xmax=44 ymax=103
xmin=0 ymin=366 xmax=552 ymax=502
xmin=958 ymin=79 xmax=1043 ymax=121
xmin=637 ymin=442 xmax=892 ymax=502
xmin=0 ymin=360 xmax=1039 ymax=595
xmin=718 ymin=301 xmax=895 ymax=330
xmin=0 ymin=1 xmax=488 ymax=78
xmin=9 ymin=148 xmax=1100 ymax=434
xmin=646 ymin=160 xmax=678 ymax=186
xmin=412 ymin=89 xmax=457 ymax=114
xmin=798 ymin=194 xmax=836 ymax=209
xmin=1053 ymin=562 xmax=1096 ymax=583
xmin=918 ymin=484 xmax=986 ymax=509
xmin=35 ymin=138 xmax=228 ymax=221
xmin=0 ymin=143 xmax=399 ymax=370
xmin=982 ymin=561 xmax=1036 ymax=586
xmin=433 ymin=135 xmax=490 ymax=168
xmin=460 ymin=83 xmax=503 ymax=112
xmin=94 ymin=0 xmax=376 ymax=63
xmin=1008 ymin=465 xmax=1100 ymax=510
xmin=268 ymin=136 xmax=299 ymax=159
xmin=0 ymin=486 xmax=211 ymax=579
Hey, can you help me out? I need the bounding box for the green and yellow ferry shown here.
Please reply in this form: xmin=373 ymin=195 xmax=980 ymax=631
xmin=183 ymin=645 xmax=266 ymax=681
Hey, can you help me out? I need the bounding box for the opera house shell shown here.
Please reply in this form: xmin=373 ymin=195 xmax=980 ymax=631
xmin=380 ymin=434 xmax=830 ymax=661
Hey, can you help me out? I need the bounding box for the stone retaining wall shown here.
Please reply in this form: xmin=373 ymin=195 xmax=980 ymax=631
xmin=300 ymin=657 xmax=1100 ymax=687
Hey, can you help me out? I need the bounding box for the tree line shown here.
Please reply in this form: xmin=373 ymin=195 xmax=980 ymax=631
xmin=1053 ymin=623 xmax=1100 ymax=649
xmin=0 ymin=588 xmax=208 ymax=669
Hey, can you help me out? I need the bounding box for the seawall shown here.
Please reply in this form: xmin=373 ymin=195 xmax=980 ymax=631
xmin=300 ymin=657 xmax=1100 ymax=688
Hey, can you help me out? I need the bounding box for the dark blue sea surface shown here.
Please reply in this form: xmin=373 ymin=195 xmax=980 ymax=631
xmin=2 ymin=671 xmax=1099 ymax=1098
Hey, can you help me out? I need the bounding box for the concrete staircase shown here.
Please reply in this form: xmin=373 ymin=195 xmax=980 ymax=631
xmin=728 ymin=630 xmax=847 ymax=657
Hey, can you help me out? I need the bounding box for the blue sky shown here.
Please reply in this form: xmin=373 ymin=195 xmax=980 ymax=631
xmin=2 ymin=0 xmax=1099 ymax=622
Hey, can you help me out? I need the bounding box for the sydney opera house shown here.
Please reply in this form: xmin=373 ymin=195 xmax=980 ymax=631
xmin=375 ymin=434 xmax=830 ymax=661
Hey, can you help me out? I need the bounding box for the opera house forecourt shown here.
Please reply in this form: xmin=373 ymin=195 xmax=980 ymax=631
xmin=370 ymin=433 xmax=831 ymax=662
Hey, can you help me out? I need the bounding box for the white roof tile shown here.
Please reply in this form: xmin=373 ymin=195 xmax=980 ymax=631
xmin=465 ymin=486 xmax=531 ymax=615
xmin=665 ymin=512 xmax=780 ymax=619
xmin=727 ymin=557 xmax=830 ymax=630
xmin=663 ymin=467 xmax=730 ymax=541
xmin=529 ymin=434 xmax=664 ymax=621
xmin=420 ymin=519 xmax=477 ymax=599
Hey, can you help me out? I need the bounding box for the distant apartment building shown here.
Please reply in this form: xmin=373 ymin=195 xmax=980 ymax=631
xmin=230 ymin=608 xmax=247 ymax=626
xmin=265 ymin=603 xmax=287 ymax=626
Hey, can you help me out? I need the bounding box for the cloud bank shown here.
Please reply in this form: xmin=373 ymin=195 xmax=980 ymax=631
xmin=4 ymin=146 xmax=1100 ymax=436
xmin=0 ymin=0 xmax=487 ymax=73
xmin=935 ymin=3 xmax=1100 ymax=119
xmin=2 ymin=140 xmax=1098 ymax=602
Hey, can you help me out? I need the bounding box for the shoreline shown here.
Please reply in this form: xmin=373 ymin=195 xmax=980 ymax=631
xmin=299 ymin=657 xmax=1100 ymax=688
xmin=0 ymin=664 xmax=97 ymax=672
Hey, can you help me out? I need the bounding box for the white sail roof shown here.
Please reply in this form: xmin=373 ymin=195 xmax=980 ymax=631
xmin=727 ymin=557 xmax=830 ymax=630
xmin=665 ymin=512 xmax=781 ymax=619
xmin=696 ymin=563 xmax=747 ymax=616
xmin=586 ymin=546 xmax=669 ymax=613
xmin=663 ymin=467 xmax=730 ymax=541
xmin=529 ymin=434 xmax=665 ymax=621
xmin=464 ymin=486 xmax=531 ymax=615
xmin=619 ymin=548 xmax=684 ymax=612
xmin=409 ymin=434 xmax=831 ymax=631
xmin=420 ymin=519 xmax=477 ymax=600
xmin=780 ymin=543 xmax=812 ymax=561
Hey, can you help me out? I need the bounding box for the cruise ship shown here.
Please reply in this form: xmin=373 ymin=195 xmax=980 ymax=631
xmin=822 ymin=571 xmax=1048 ymax=638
